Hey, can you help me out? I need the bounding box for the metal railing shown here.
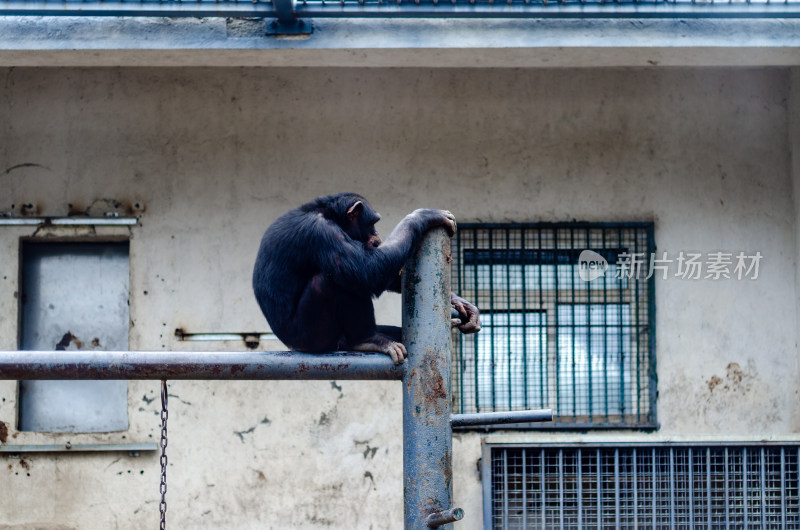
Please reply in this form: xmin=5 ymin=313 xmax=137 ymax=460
xmin=0 ymin=0 xmax=798 ymax=18
xmin=0 ymin=229 xmax=552 ymax=529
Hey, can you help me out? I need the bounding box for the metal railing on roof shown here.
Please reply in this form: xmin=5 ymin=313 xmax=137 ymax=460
xmin=1 ymin=0 xmax=798 ymax=18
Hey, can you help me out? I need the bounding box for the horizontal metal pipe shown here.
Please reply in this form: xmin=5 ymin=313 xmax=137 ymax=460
xmin=0 ymin=217 xmax=138 ymax=226
xmin=0 ymin=2 xmax=279 ymax=17
xmin=297 ymin=3 xmax=800 ymax=18
xmin=0 ymin=1 xmax=798 ymax=17
xmin=0 ymin=351 xmax=405 ymax=380
xmin=450 ymin=409 xmax=553 ymax=427
xmin=426 ymin=507 xmax=464 ymax=527
xmin=0 ymin=443 xmax=158 ymax=453
xmin=453 ymin=421 xmax=658 ymax=431
xmin=175 ymin=332 xmax=279 ymax=342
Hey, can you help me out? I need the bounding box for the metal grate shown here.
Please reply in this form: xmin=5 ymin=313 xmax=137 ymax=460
xmin=489 ymin=444 xmax=800 ymax=529
xmin=451 ymin=223 xmax=655 ymax=428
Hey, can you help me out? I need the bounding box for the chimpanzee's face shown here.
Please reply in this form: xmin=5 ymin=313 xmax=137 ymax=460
xmin=344 ymin=200 xmax=382 ymax=249
xmin=365 ymin=225 xmax=382 ymax=248
xmin=356 ymin=209 xmax=381 ymax=249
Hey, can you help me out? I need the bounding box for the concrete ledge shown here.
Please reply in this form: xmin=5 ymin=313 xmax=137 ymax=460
xmin=0 ymin=17 xmax=799 ymax=67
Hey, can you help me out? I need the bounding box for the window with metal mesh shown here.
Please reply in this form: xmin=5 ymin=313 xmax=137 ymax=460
xmin=450 ymin=223 xmax=655 ymax=428
xmin=489 ymin=444 xmax=800 ymax=529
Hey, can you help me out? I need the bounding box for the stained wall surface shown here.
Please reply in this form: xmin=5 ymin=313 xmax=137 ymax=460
xmin=0 ymin=67 xmax=797 ymax=529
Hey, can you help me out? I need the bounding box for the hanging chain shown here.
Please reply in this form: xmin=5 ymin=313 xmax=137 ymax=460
xmin=159 ymin=379 xmax=169 ymax=530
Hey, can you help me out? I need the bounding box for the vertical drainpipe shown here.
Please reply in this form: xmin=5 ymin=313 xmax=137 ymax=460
xmin=402 ymin=227 xmax=455 ymax=529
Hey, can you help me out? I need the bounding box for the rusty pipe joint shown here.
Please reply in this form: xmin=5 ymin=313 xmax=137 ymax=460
xmin=426 ymin=507 xmax=464 ymax=527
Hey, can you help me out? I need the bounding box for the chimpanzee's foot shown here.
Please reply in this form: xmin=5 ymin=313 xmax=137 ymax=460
xmin=351 ymin=333 xmax=407 ymax=364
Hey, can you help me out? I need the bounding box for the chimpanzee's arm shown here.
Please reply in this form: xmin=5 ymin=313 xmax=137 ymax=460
xmin=317 ymin=208 xmax=455 ymax=296
xmin=386 ymin=272 xmax=403 ymax=293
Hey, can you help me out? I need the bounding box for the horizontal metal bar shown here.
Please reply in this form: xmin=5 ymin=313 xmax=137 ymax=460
xmin=450 ymin=409 xmax=553 ymax=427
xmin=175 ymin=332 xmax=279 ymax=342
xmin=50 ymin=217 xmax=138 ymax=226
xmin=0 ymin=1 xmax=279 ymax=17
xmin=297 ymin=3 xmax=800 ymax=18
xmin=0 ymin=217 xmax=138 ymax=226
xmin=1 ymin=1 xmax=798 ymax=17
xmin=0 ymin=443 xmax=158 ymax=452
xmin=0 ymin=218 xmax=41 ymax=226
xmin=0 ymin=351 xmax=405 ymax=380
xmin=454 ymin=421 xmax=660 ymax=430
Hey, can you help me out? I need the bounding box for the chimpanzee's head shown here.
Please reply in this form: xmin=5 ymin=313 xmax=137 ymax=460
xmin=345 ymin=198 xmax=382 ymax=249
xmin=326 ymin=192 xmax=383 ymax=249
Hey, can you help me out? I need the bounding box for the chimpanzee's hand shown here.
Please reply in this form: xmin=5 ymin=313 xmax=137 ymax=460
xmin=410 ymin=209 xmax=457 ymax=237
xmin=450 ymin=293 xmax=481 ymax=334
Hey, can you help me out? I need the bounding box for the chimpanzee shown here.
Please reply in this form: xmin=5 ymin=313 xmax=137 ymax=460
xmin=252 ymin=192 xmax=480 ymax=364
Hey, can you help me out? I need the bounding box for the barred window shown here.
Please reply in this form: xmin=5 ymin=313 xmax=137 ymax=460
xmin=487 ymin=444 xmax=800 ymax=529
xmin=451 ymin=223 xmax=656 ymax=428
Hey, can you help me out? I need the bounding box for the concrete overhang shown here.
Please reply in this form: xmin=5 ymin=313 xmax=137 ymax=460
xmin=0 ymin=16 xmax=799 ymax=67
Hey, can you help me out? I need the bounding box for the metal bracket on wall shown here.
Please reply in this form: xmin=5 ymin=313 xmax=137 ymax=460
xmin=267 ymin=0 xmax=313 ymax=35
xmin=266 ymin=18 xmax=313 ymax=35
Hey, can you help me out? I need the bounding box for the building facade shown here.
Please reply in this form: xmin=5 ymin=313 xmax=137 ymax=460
xmin=0 ymin=14 xmax=799 ymax=529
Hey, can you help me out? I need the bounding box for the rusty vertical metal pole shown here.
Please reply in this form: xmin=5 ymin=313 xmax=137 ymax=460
xmin=402 ymin=227 xmax=455 ymax=529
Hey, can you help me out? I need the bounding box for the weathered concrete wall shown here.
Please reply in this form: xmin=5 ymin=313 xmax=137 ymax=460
xmin=0 ymin=67 xmax=796 ymax=529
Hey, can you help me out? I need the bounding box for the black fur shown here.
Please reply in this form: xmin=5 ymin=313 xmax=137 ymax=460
xmin=253 ymin=193 xmax=454 ymax=354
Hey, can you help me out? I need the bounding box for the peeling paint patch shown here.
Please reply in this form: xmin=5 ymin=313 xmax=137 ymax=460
xmin=706 ymin=361 xmax=755 ymax=395
xmin=167 ymin=393 xmax=192 ymax=406
xmin=234 ymin=426 xmax=256 ymax=443
xmin=669 ymin=357 xmax=772 ymax=431
xmin=439 ymin=451 xmax=452 ymax=491
xmin=234 ymin=416 xmax=271 ymax=443
xmin=0 ymin=421 xmax=7 ymax=443
xmin=407 ymin=350 xmax=448 ymax=418
xmin=354 ymin=440 xmax=378 ymax=459
xmin=318 ymin=411 xmax=333 ymax=427
xmin=707 ymin=375 xmax=723 ymax=392
xmin=726 ymin=362 xmax=744 ymax=385
xmin=306 ymin=514 xmax=334 ymax=527
xmin=55 ymin=331 xmax=83 ymax=351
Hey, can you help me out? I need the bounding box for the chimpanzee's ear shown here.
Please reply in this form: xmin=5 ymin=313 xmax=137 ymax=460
xmin=346 ymin=201 xmax=363 ymax=220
